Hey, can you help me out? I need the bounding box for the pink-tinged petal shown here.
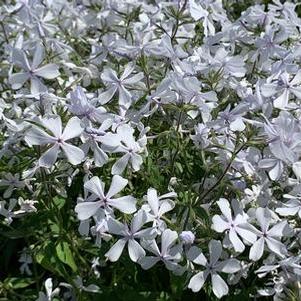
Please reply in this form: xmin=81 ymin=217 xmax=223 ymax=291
xmin=34 ymin=64 xmax=59 ymax=79
xmin=188 ymin=271 xmax=208 ymax=293
xmin=39 ymin=144 xmax=60 ymax=167
xmin=109 ymin=196 xmax=137 ymax=214
xmin=61 ymin=116 xmax=83 ymax=141
xmin=128 ymin=239 xmax=145 ymax=262
xmin=106 ymin=175 xmax=128 ymax=198
xmin=75 ymin=201 xmax=101 ymax=220
xmin=60 ymin=142 xmax=84 ymax=165
xmin=105 ymin=238 xmax=127 ymax=262
xmin=211 ymin=273 xmax=229 ymax=299
xmin=249 ymin=237 xmax=265 ymax=261
xmin=84 ymin=176 xmax=105 ymax=199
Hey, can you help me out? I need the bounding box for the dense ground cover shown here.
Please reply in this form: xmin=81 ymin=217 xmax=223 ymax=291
xmin=1 ymin=0 xmax=301 ymax=300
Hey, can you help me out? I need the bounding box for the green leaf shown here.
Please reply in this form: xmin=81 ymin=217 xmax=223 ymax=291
xmin=5 ymin=277 xmax=35 ymax=289
xmin=52 ymin=196 xmax=66 ymax=209
xmin=56 ymin=241 xmax=77 ymax=272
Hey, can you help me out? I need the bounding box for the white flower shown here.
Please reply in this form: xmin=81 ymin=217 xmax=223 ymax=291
xmin=212 ymin=198 xmax=257 ymax=253
xmin=141 ymin=188 xmax=176 ymax=232
xmin=249 ymin=208 xmax=288 ymax=261
xmin=25 ymin=116 xmax=84 ymax=167
xmin=99 ymin=63 xmax=144 ymax=111
xmin=188 ymin=240 xmax=241 ymax=299
xmin=10 ymin=45 xmax=59 ymax=94
xmin=36 ymin=278 xmax=60 ymax=301
xmin=139 ymin=229 xmax=183 ymax=274
xmin=75 ymin=175 xmax=136 ymax=220
xmin=105 ymin=210 xmax=155 ymax=262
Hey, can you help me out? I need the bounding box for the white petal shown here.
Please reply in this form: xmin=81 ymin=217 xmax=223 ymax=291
xmin=39 ymin=144 xmax=59 ymax=167
xmin=249 ymin=237 xmax=265 ymax=261
xmin=219 ymin=258 xmax=241 ymax=273
xmin=139 ymin=256 xmax=160 ymax=270
xmin=161 ymin=229 xmax=178 ymax=255
xmin=131 ymin=210 xmax=147 ymax=233
xmin=230 ymin=118 xmax=245 ymax=132
xmin=123 ymin=72 xmax=144 ymax=85
xmin=61 ymin=116 xmax=83 ymax=141
xmin=267 ymin=221 xmax=287 ymax=237
xmin=107 ymin=218 xmax=126 ymax=235
xmin=31 ymin=77 xmax=46 ymax=94
xmin=32 ymin=44 xmax=45 ymax=70
xmin=111 ymin=154 xmax=130 ymax=175
xmin=106 ymin=175 xmax=128 ymax=198
xmin=188 ymin=271 xmax=208 ymax=293
xmin=42 ymin=116 xmax=62 ymax=138
xmin=209 ymin=240 xmax=222 ymax=265
xmin=217 ymin=198 xmax=232 ymax=221
xmin=236 ymin=226 xmax=257 ymax=244
xmin=212 ymin=215 xmax=229 ymax=233
xmin=273 ymin=89 xmax=289 ymax=109
xmin=25 ymin=126 xmax=56 ymax=145
xmin=187 ymin=246 xmax=207 ymax=266
xmin=147 ymin=188 xmax=159 ymax=216
xmin=98 ymin=86 xmax=117 ymax=104
xmin=158 ymin=200 xmax=175 ymax=216
xmin=265 ymin=237 xmax=287 ymax=258
xmin=9 ymin=72 xmax=29 ymax=89
xmin=109 ymin=196 xmax=137 ymax=214
xmin=105 ymin=238 xmax=127 ymax=262
xmin=229 ymin=228 xmax=245 ymax=253
xmin=75 ymin=201 xmax=101 ymax=220
xmin=34 ymin=64 xmax=60 ymax=79
xmin=130 ymin=153 xmax=143 ymax=171
xmin=211 ymin=273 xmax=229 ymax=299
xmin=128 ymin=239 xmax=145 ymax=262
xmin=84 ymin=176 xmax=105 ymax=199
xmin=61 ymin=142 xmax=84 ymax=165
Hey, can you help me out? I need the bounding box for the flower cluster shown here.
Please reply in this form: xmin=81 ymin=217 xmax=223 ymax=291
xmin=1 ymin=0 xmax=301 ymax=300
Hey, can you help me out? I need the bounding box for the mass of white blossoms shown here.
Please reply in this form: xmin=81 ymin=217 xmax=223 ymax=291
xmin=1 ymin=0 xmax=301 ymax=300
